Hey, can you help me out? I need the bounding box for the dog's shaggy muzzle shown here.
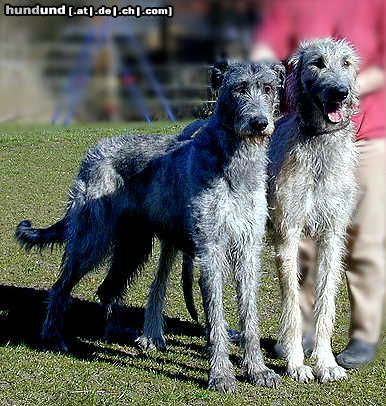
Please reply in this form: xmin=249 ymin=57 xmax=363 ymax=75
xmin=307 ymin=83 xmax=350 ymax=123
xmin=235 ymin=115 xmax=275 ymax=141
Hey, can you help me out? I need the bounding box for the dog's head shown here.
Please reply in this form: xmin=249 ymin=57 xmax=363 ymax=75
xmin=215 ymin=61 xmax=285 ymax=140
xmin=286 ymin=38 xmax=360 ymax=124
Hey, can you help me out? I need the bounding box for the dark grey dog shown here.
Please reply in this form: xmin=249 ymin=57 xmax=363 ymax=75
xmin=16 ymin=61 xmax=285 ymax=393
xmin=268 ymin=38 xmax=359 ymax=383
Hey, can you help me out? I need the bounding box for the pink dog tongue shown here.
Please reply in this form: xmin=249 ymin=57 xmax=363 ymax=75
xmin=327 ymin=109 xmax=343 ymax=123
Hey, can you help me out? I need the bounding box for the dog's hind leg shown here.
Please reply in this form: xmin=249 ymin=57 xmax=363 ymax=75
xmin=96 ymin=217 xmax=154 ymax=342
xmin=42 ymin=237 xmax=110 ymax=352
xmin=235 ymin=251 xmax=281 ymax=388
xmin=312 ymin=232 xmax=347 ymax=382
xmin=276 ymin=230 xmax=315 ymax=383
xmin=41 ymin=198 xmax=118 ymax=352
xmin=136 ymin=240 xmax=177 ymax=351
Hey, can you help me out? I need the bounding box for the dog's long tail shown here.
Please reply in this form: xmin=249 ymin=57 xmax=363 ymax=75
xmin=182 ymin=254 xmax=199 ymax=323
xmin=15 ymin=217 xmax=66 ymax=252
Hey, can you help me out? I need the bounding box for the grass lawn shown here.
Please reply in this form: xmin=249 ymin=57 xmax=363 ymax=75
xmin=0 ymin=122 xmax=384 ymax=405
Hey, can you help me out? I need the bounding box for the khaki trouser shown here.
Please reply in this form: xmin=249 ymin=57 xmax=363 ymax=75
xmin=300 ymin=138 xmax=385 ymax=344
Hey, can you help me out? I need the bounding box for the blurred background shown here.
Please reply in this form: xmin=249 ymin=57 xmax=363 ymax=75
xmin=0 ymin=0 xmax=384 ymax=393
xmin=0 ymin=0 xmax=265 ymax=124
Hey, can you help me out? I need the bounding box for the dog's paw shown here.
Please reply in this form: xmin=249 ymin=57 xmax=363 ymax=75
xmin=208 ymin=372 xmax=236 ymax=393
xmin=41 ymin=335 xmax=69 ymax=353
xmin=247 ymin=368 xmax=281 ymax=388
xmin=288 ymin=365 xmax=314 ymax=383
xmin=227 ymin=328 xmax=241 ymax=343
xmin=315 ymin=365 xmax=347 ymax=383
xmin=136 ymin=334 xmax=166 ymax=351
xmin=104 ymin=325 xmax=137 ymax=343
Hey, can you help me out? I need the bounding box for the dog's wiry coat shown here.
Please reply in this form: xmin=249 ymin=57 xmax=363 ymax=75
xmin=16 ymin=61 xmax=285 ymax=393
xmin=268 ymin=38 xmax=359 ymax=383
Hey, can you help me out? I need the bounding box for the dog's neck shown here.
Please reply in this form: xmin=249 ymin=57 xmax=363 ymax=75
xmin=201 ymin=114 xmax=268 ymax=192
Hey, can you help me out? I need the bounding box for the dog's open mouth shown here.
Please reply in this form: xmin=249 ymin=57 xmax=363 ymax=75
xmin=242 ymin=132 xmax=270 ymax=142
xmin=323 ymin=102 xmax=344 ymax=123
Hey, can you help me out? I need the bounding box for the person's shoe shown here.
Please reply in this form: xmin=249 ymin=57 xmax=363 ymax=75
xmin=336 ymin=339 xmax=376 ymax=369
xmin=273 ymin=334 xmax=314 ymax=359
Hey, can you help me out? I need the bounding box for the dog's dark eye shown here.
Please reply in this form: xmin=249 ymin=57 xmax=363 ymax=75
xmin=232 ymin=82 xmax=248 ymax=95
xmin=342 ymin=60 xmax=351 ymax=68
xmin=311 ymin=57 xmax=325 ymax=69
xmin=263 ymin=84 xmax=273 ymax=95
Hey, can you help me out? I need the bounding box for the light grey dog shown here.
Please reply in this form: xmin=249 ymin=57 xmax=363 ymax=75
xmin=268 ymin=38 xmax=359 ymax=383
xmin=16 ymin=61 xmax=285 ymax=393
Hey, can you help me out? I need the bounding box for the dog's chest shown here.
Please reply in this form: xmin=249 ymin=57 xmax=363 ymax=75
xmin=195 ymin=168 xmax=267 ymax=246
xmin=275 ymin=137 xmax=356 ymax=235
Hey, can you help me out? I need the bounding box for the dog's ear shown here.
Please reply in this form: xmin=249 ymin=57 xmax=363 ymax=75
xmin=287 ymin=52 xmax=300 ymax=72
xmin=268 ymin=62 xmax=287 ymax=117
xmin=247 ymin=61 xmax=287 ymax=116
xmin=271 ymin=62 xmax=286 ymax=86
xmin=284 ymin=47 xmax=305 ymax=112
xmin=210 ymin=60 xmax=231 ymax=91
xmin=287 ymin=45 xmax=304 ymax=73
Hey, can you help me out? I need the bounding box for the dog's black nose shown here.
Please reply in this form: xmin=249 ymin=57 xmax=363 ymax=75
xmin=250 ymin=116 xmax=269 ymax=132
xmin=328 ymin=85 xmax=349 ymax=102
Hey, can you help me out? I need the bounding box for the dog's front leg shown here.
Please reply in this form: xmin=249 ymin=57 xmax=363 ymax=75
xmin=198 ymin=250 xmax=236 ymax=393
xmin=313 ymin=232 xmax=347 ymax=382
xmin=276 ymin=230 xmax=314 ymax=382
xmin=235 ymin=251 xmax=280 ymax=388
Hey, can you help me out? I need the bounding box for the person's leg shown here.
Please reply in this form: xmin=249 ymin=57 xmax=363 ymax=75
xmin=337 ymin=138 xmax=385 ymax=368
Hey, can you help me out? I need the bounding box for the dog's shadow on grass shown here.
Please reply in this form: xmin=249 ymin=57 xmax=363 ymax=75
xmin=0 ymin=284 xmax=210 ymax=387
xmin=0 ymin=285 xmax=203 ymax=343
xmin=0 ymin=284 xmax=285 ymax=387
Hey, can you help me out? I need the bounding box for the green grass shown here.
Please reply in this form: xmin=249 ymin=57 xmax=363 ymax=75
xmin=0 ymin=122 xmax=384 ymax=406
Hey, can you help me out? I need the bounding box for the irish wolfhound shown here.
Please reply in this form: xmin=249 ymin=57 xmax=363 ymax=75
xmin=174 ymin=39 xmax=360 ymax=384
xmin=269 ymin=38 xmax=359 ymax=383
xmin=16 ymin=61 xmax=285 ymax=392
